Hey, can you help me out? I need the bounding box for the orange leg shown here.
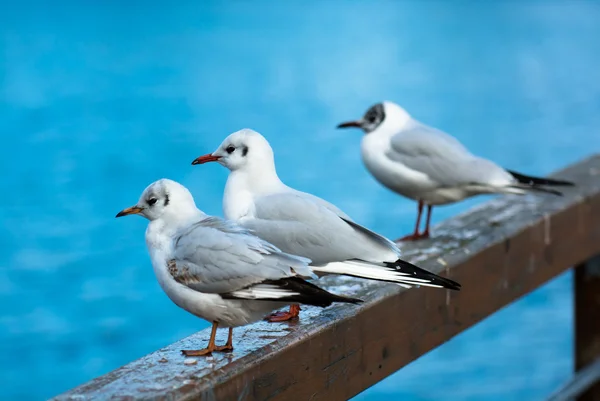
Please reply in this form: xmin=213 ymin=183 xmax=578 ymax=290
xmin=264 ymin=304 xmax=301 ymax=322
xmin=214 ymin=327 xmax=234 ymax=352
xmin=181 ymin=323 xmax=234 ymax=356
xmin=421 ymin=205 xmax=433 ymax=239
xmin=397 ymin=201 xmax=432 ymax=241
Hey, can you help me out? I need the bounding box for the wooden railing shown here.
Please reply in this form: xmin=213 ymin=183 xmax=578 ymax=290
xmin=52 ymin=154 xmax=600 ymax=401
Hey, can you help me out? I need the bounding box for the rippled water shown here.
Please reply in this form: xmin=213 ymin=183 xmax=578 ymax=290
xmin=1 ymin=1 xmax=599 ymax=400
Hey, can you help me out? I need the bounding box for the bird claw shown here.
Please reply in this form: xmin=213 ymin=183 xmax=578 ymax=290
xmin=264 ymin=311 xmax=298 ymax=322
xmin=181 ymin=348 xmax=213 ymax=357
xmin=181 ymin=344 xmax=233 ymax=357
xmin=264 ymin=304 xmax=301 ymax=322
xmin=214 ymin=345 xmax=234 ymax=353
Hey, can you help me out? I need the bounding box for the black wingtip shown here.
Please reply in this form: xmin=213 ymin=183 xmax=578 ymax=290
xmin=224 ymin=277 xmax=364 ymax=307
xmin=387 ymin=259 xmax=462 ymax=291
xmin=509 ymin=184 xmax=565 ymax=197
xmin=280 ymin=277 xmax=364 ymax=306
xmin=339 ymin=295 xmax=364 ymax=305
xmin=507 ymin=170 xmax=575 ymax=187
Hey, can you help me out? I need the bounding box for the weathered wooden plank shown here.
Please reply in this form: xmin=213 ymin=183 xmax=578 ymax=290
xmin=574 ymin=254 xmax=600 ymax=401
xmin=52 ymin=154 xmax=600 ymax=401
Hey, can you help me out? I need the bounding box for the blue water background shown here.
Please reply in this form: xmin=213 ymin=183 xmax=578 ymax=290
xmin=1 ymin=1 xmax=599 ymax=400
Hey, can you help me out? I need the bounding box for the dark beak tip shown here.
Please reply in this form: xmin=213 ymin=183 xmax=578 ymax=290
xmin=116 ymin=206 xmax=142 ymax=218
xmin=337 ymin=121 xmax=361 ymax=129
xmin=192 ymin=154 xmax=221 ymax=165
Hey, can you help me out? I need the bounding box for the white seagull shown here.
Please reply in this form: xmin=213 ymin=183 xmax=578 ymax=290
xmin=192 ymin=129 xmax=461 ymax=322
xmin=337 ymin=101 xmax=574 ymax=241
xmin=116 ymin=178 xmax=362 ymax=356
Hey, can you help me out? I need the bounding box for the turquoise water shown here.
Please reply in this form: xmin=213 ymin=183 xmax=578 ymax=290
xmin=1 ymin=1 xmax=599 ymax=400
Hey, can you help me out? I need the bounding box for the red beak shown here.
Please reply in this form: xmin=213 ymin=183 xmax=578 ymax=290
xmin=337 ymin=120 xmax=362 ymax=129
xmin=191 ymin=154 xmax=222 ymax=165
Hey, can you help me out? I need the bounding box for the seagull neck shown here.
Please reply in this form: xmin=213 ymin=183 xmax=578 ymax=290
xmin=145 ymin=220 xmax=173 ymax=256
xmin=223 ymin=166 xmax=285 ymax=221
xmin=228 ymin=164 xmax=284 ymax=194
xmin=146 ymin=208 xmax=205 ymax=251
xmin=374 ymin=110 xmax=412 ymax=138
xmin=362 ymin=114 xmax=413 ymax=154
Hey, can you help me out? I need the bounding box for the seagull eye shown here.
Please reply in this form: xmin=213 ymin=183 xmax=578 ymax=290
xmin=226 ymin=146 xmax=235 ymax=154
xmin=147 ymin=198 xmax=158 ymax=206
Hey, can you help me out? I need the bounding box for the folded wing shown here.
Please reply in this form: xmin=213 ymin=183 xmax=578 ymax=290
xmin=244 ymin=191 xmax=401 ymax=265
xmin=171 ymin=216 xmax=315 ymax=295
xmin=387 ymin=121 xmax=514 ymax=188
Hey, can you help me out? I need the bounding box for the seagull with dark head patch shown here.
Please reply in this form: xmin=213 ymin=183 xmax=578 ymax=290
xmin=116 ymin=178 xmax=362 ymax=356
xmin=338 ymin=101 xmax=575 ymax=241
xmin=192 ymin=129 xmax=461 ymax=322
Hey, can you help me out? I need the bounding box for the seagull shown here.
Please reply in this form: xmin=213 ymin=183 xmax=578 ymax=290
xmin=191 ymin=129 xmax=461 ymax=322
xmin=337 ymin=101 xmax=574 ymax=241
xmin=116 ymin=178 xmax=362 ymax=356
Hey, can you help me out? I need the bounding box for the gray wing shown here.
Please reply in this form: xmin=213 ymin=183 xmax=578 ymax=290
xmin=387 ymin=120 xmax=513 ymax=187
xmin=292 ymin=192 xmax=398 ymax=252
xmin=242 ymin=192 xmax=400 ymax=265
xmin=170 ymin=216 xmax=314 ymax=294
xmin=293 ymin=191 xmax=353 ymax=220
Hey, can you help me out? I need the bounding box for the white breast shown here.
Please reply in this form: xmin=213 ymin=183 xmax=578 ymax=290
xmin=361 ymin=134 xmax=436 ymax=201
xmin=145 ymin=224 xmax=281 ymax=327
xmin=223 ymin=172 xmax=257 ymax=221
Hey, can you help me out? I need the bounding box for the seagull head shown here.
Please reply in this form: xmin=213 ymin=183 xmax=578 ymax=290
xmin=191 ymin=128 xmax=275 ymax=173
xmin=116 ymin=179 xmax=198 ymax=222
xmin=337 ymin=101 xmax=411 ymax=134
